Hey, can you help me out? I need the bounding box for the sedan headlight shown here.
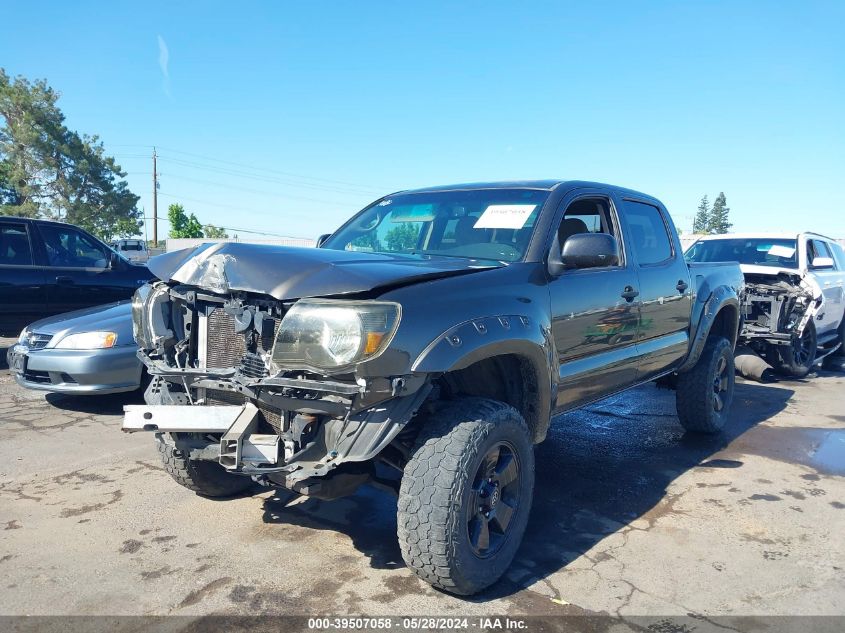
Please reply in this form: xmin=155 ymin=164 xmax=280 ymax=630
xmin=18 ymin=328 xmax=29 ymax=345
xmin=271 ymin=300 xmax=401 ymax=372
xmin=54 ymin=331 xmax=118 ymax=350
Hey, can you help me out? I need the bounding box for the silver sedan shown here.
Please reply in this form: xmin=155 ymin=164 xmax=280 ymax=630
xmin=6 ymin=301 xmax=143 ymax=395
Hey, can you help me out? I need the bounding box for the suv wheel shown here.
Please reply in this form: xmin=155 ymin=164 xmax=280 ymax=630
xmin=774 ymin=320 xmax=817 ymax=378
xmin=676 ymin=336 xmax=735 ymax=434
xmin=397 ymin=397 xmax=534 ymax=595
xmin=157 ymin=436 xmax=254 ymax=497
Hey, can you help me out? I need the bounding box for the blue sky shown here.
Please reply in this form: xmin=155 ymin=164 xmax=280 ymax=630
xmin=3 ymin=1 xmax=844 ymax=239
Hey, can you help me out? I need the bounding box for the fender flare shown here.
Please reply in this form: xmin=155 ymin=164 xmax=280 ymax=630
xmin=678 ymin=286 xmax=740 ymax=373
xmin=412 ymin=315 xmax=556 ymax=442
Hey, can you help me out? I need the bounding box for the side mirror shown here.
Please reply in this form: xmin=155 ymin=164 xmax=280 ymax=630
xmin=811 ymin=256 xmax=834 ymax=269
xmin=316 ymin=233 xmax=331 ymax=248
xmin=562 ymin=233 xmax=619 ymax=269
xmin=109 ymin=251 xmax=121 ymax=268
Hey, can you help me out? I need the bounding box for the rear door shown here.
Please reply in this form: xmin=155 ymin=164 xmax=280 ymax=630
xmin=548 ymin=190 xmax=641 ymax=411
xmin=620 ymin=198 xmax=692 ymax=380
xmin=0 ymin=220 xmax=48 ymax=333
xmin=35 ymin=222 xmax=126 ymax=313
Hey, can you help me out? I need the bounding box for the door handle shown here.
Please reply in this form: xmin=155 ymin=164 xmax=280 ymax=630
xmin=676 ymin=280 xmax=689 ymax=293
xmin=621 ymin=286 xmax=639 ymax=302
xmin=55 ymin=276 xmax=75 ymax=285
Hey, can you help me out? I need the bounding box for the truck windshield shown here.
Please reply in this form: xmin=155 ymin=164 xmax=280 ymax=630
xmin=322 ymin=188 xmax=550 ymax=262
xmin=685 ymin=238 xmax=798 ymax=268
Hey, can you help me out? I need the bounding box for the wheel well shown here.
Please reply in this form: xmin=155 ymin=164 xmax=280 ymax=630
xmin=437 ymin=354 xmax=543 ymax=442
xmin=708 ymin=304 xmax=740 ymax=348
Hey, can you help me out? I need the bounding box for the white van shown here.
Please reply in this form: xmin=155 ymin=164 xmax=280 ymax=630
xmin=113 ymin=239 xmax=149 ymax=263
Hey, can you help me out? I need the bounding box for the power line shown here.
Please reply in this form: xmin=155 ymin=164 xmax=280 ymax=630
xmin=138 ymin=216 xmax=310 ymax=239
xmin=106 ymin=143 xmax=389 ymax=193
xmin=157 ymin=173 xmax=363 ymax=207
xmin=155 ymin=145 xmax=389 ymax=192
xmin=157 ymin=190 xmax=322 ymax=219
xmin=157 ymin=155 xmax=382 ymax=197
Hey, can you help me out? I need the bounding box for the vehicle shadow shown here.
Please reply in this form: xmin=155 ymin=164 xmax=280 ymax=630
xmin=259 ymin=380 xmax=794 ymax=598
xmin=44 ymin=389 xmax=145 ymax=414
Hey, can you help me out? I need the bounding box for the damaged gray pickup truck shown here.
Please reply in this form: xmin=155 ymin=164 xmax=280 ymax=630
xmin=124 ymin=180 xmax=743 ymax=595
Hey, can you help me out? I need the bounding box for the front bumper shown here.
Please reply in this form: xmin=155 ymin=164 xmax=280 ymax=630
xmin=7 ymin=344 xmax=143 ymax=394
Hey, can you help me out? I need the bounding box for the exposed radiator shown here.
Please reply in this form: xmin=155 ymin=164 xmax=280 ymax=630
xmin=206 ymin=308 xmax=245 ymax=368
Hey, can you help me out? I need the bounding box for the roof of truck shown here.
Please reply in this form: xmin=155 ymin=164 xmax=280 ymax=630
xmin=394 ymin=180 xmax=659 ymax=201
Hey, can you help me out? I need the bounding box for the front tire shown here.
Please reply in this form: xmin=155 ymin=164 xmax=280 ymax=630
xmin=676 ymin=336 xmax=735 ymax=434
xmin=397 ymin=398 xmax=534 ymax=595
xmin=774 ymin=320 xmax=817 ymax=378
xmin=157 ymin=437 xmax=254 ymax=498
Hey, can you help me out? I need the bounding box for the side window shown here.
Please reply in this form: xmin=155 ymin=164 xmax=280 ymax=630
xmin=557 ymin=197 xmax=617 ymax=261
xmin=830 ymin=242 xmax=845 ymax=270
xmin=809 ymin=239 xmax=834 ymax=269
xmin=38 ymin=224 xmax=109 ymax=269
xmin=623 ymin=200 xmax=673 ymax=266
xmin=0 ymin=223 xmax=34 ymax=266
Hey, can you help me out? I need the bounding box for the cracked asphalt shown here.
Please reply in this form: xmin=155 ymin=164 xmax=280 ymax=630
xmin=1 ymin=335 xmax=844 ymax=618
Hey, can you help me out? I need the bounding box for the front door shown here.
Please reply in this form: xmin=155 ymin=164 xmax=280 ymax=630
xmin=35 ymin=222 xmax=125 ymax=315
xmin=548 ymin=193 xmax=641 ymax=411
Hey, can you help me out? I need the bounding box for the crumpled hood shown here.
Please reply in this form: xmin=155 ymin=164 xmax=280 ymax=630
xmin=23 ymin=301 xmax=135 ymax=348
xmin=148 ymin=242 xmax=500 ymax=300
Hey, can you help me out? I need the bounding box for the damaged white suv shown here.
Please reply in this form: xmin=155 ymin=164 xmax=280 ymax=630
xmin=686 ymin=232 xmax=845 ymax=377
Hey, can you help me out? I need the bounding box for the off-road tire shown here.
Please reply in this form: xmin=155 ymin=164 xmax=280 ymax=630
xmin=157 ymin=438 xmax=254 ymax=497
xmin=774 ymin=320 xmax=817 ymax=378
xmin=676 ymin=336 xmax=735 ymax=434
xmin=397 ymin=397 xmax=534 ymax=596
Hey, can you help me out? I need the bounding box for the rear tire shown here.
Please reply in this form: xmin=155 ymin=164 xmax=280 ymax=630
xmin=676 ymin=336 xmax=735 ymax=434
xmin=157 ymin=438 xmax=254 ymax=498
xmin=397 ymin=397 xmax=534 ymax=595
xmin=774 ymin=320 xmax=817 ymax=378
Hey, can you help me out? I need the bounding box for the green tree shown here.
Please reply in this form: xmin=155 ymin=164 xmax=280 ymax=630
xmin=203 ymin=224 xmax=228 ymax=238
xmin=708 ymin=192 xmax=732 ymax=234
xmin=693 ymin=195 xmax=709 ymax=234
xmin=0 ymin=69 xmax=142 ymax=240
xmin=385 ymin=223 xmax=419 ymax=251
xmin=167 ymin=203 xmax=204 ymax=238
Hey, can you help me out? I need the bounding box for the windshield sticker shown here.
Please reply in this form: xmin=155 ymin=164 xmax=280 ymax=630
xmin=474 ymin=204 xmax=536 ymax=229
xmin=378 ymin=199 xmax=392 ymax=206
xmin=767 ymin=245 xmax=796 ymax=258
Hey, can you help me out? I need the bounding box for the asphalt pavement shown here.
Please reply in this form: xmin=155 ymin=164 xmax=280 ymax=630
xmin=1 ymin=336 xmax=843 ymax=619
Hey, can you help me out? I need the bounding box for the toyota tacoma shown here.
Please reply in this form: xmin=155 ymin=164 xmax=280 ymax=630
xmin=124 ymin=180 xmax=743 ymax=595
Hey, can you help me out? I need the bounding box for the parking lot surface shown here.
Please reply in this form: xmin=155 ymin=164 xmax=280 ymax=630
xmin=1 ymin=335 xmax=844 ymax=618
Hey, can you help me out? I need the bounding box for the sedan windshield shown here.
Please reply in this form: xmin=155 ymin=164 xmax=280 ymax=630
xmin=685 ymin=238 xmax=798 ymax=268
xmin=322 ymin=188 xmax=550 ymax=262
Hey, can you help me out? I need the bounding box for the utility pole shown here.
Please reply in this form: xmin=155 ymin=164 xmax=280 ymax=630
xmin=152 ymin=147 xmax=158 ymax=246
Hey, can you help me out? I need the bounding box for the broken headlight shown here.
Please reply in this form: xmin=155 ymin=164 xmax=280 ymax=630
xmin=131 ymin=284 xmax=152 ymax=348
xmin=270 ymin=299 xmax=400 ymax=372
xmin=131 ymin=282 xmax=174 ymax=350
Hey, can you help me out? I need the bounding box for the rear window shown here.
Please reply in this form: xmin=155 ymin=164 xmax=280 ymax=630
xmin=685 ymin=238 xmax=798 ymax=267
xmin=623 ymin=200 xmax=673 ymax=265
xmin=119 ymin=241 xmax=144 ymax=251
